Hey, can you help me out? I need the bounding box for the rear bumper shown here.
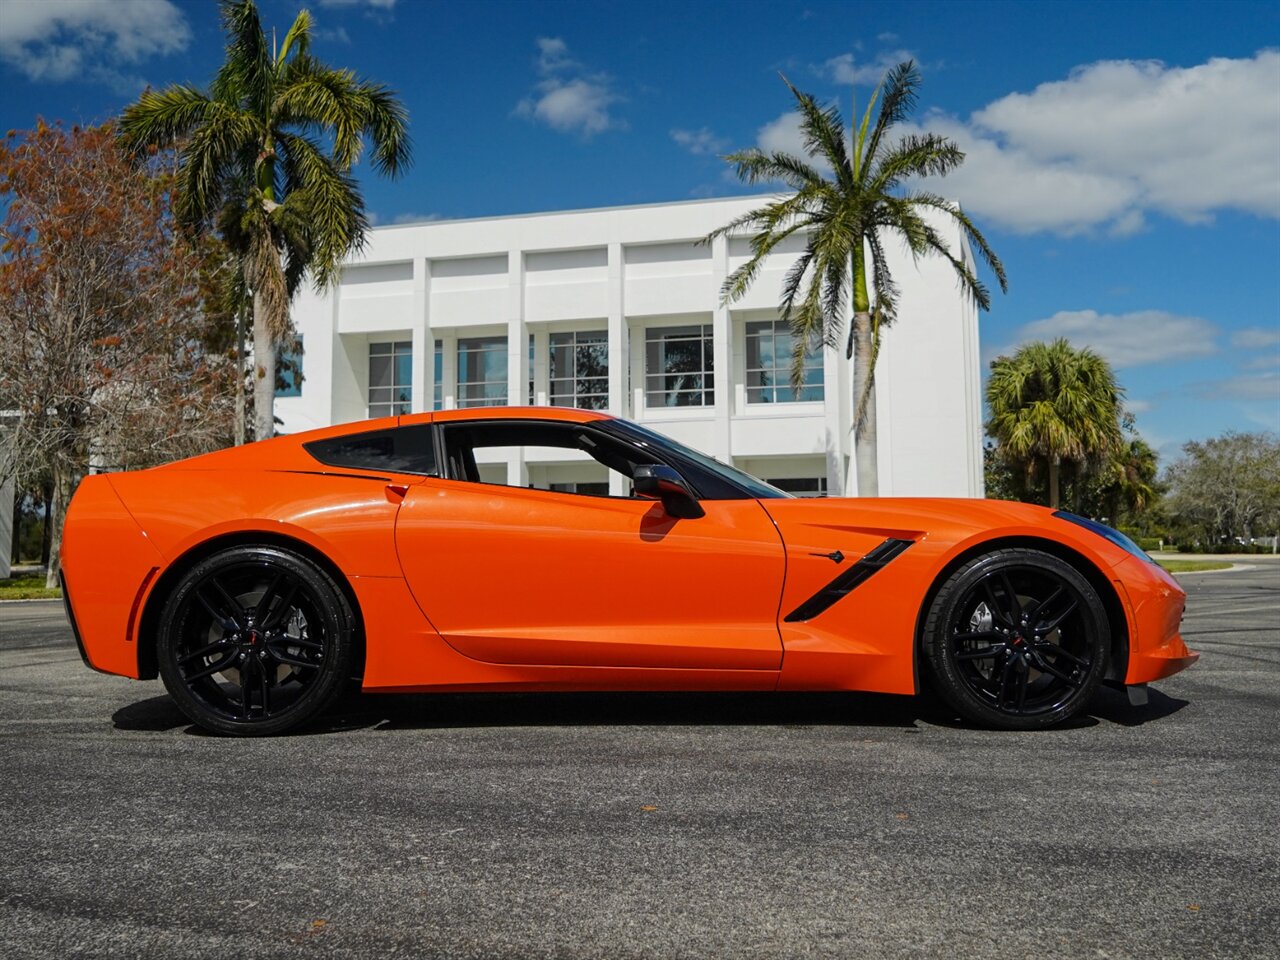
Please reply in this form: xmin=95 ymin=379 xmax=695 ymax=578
xmin=60 ymin=475 xmax=167 ymax=679
xmin=58 ymin=569 xmax=104 ymax=674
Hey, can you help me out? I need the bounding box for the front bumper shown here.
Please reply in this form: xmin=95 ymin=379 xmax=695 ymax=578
xmin=1115 ymin=557 xmax=1199 ymax=684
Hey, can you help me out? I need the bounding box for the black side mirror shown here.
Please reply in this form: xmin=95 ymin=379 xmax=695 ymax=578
xmin=632 ymin=464 xmax=705 ymax=519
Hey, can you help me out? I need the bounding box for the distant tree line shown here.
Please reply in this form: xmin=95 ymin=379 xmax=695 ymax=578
xmin=983 ymin=338 xmax=1279 ymax=551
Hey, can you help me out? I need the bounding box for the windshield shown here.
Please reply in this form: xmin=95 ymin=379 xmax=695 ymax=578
xmin=600 ymin=418 xmax=792 ymax=500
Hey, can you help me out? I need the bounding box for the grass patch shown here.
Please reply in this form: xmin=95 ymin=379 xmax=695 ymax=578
xmin=1158 ymin=559 xmax=1233 ymax=574
xmin=0 ymin=574 xmax=61 ymax=601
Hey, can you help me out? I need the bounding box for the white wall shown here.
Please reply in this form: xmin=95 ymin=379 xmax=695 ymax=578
xmin=277 ymin=195 xmax=985 ymax=498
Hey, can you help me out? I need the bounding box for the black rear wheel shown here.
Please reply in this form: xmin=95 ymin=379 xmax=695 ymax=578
xmin=156 ymin=545 xmax=355 ymax=737
xmin=923 ymin=549 xmax=1109 ymax=730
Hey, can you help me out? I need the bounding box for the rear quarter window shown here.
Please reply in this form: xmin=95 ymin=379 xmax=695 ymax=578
xmin=303 ymin=425 xmax=437 ymax=475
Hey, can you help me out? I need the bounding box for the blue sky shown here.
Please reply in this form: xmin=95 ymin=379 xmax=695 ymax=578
xmin=2 ymin=0 xmax=1277 ymax=462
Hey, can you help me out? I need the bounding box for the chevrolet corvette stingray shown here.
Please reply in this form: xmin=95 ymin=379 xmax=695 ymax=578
xmin=60 ymin=407 xmax=1196 ymax=736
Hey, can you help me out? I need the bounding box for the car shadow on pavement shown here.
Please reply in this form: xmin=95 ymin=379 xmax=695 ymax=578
xmin=1087 ymin=683 xmax=1189 ymax=727
xmin=111 ymin=684 xmax=1189 ymax=737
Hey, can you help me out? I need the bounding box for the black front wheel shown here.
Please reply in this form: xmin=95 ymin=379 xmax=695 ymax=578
xmin=156 ymin=546 xmax=356 ymax=736
xmin=923 ymin=549 xmax=1109 ymax=730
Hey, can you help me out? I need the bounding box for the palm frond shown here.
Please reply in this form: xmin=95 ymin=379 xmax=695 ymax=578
xmin=173 ymin=105 xmax=262 ymax=228
xmin=277 ymin=8 xmax=312 ymax=64
xmin=905 ymin=191 xmax=1008 ymax=293
xmin=780 ymin=74 xmax=853 ymax=189
xmin=277 ymin=131 xmax=367 ymax=287
xmin=213 ymin=0 xmax=273 ymax=111
xmin=869 ymin=133 xmax=965 ymax=191
xmin=862 ymin=60 xmax=920 ymax=166
xmin=118 ymin=86 xmax=216 ymax=156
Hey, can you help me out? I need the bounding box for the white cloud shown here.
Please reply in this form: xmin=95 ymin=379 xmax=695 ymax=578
xmin=757 ymin=111 xmax=805 ymax=156
xmin=314 ymin=0 xmax=397 ymax=8
xmin=535 ymin=36 xmax=573 ymax=72
xmin=1241 ymin=352 xmax=1280 ymax=371
xmin=1007 ymin=309 xmax=1219 ymax=367
xmin=821 ymin=49 xmax=915 ymax=86
xmin=515 ymin=37 xmax=622 ymax=137
xmin=1231 ymin=326 xmax=1280 ymax=349
xmin=391 ymin=212 xmax=442 ymax=224
xmin=670 ymin=127 xmax=728 ymax=156
xmin=315 ymin=26 xmax=352 ymax=44
xmin=757 ymin=50 xmax=1280 ymax=235
xmin=0 ymin=0 xmax=190 ymax=90
xmin=1198 ymin=371 xmax=1280 ymax=402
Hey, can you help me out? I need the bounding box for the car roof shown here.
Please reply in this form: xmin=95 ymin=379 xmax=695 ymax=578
xmin=399 ymin=406 xmax=612 ymax=427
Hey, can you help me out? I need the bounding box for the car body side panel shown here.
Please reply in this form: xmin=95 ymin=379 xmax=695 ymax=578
xmin=395 ymin=479 xmax=786 ymax=670
xmin=71 ymin=466 xmax=436 ymax=678
xmin=762 ymin=497 xmax=1184 ymax=695
xmin=105 ymin=469 xmax=416 ymax=578
xmin=356 ymin=575 xmax=778 ymax=692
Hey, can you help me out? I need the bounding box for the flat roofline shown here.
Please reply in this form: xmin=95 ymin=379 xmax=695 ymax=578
xmin=374 ymin=192 xmax=788 ymax=231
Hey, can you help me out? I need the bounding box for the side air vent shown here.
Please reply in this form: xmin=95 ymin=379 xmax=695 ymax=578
xmin=784 ymin=538 xmax=914 ymax=623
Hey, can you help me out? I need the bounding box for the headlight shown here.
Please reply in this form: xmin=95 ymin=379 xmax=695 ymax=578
xmin=1053 ymin=511 xmax=1155 ymax=564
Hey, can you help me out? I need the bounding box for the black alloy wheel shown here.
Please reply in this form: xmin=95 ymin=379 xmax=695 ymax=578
xmin=156 ymin=545 xmax=355 ymax=736
xmin=923 ymin=548 xmax=1109 ymax=730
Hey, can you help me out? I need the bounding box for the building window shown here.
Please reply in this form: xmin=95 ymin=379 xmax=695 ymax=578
xmin=550 ymin=330 xmax=609 ymax=410
xmin=432 ymin=339 xmax=443 ymax=410
xmin=745 ymin=320 xmax=823 ymax=403
xmin=368 ymin=340 xmax=411 ymax=417
xmin=767 ymin=477 xmax=828 ymax=497
xmin=457 ymin=336 xmax=507 ymax=407
xmin=275 ymin=335 xmax=303 ymax=398
xmin=529 ymin=335 xmax=535 ymax=405
xmin=645 ymin=324 xmax=714 ymax=407
xmin=548 ymin=481 xmax=611 ymax=497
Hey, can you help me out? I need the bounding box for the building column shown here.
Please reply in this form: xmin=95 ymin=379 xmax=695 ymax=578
xmin=607 ymin=241 xmax=630 ymax=497
xmin=411 ymin=256 xmax=431 ymax=414
xmin=441 ymin=332 xmax=457 ymax=410
xmin=506 ymin=249 xmax=528 ymax=487
xmin=606 ymin=241 xmax=627 ymax=416
xmin=533 ymin=326 xmax=550 ymax=406
xmin=710 ymin=233 xmax=732 ymax=461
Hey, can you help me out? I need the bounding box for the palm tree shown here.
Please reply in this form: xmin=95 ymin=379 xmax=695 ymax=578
xmin=707 ymin=63 xmax=1005 ymax=496
xmin=986 ymin=338 xmax=1124 ymax=509
xmin=119 ymin=0 xmax=410 ymax=441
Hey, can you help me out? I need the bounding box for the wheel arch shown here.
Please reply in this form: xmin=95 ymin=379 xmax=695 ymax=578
xmin=136 ymin=530 xmax=366 ymax=682
xmin=912 ymin=535 xmax=1130 ymax=692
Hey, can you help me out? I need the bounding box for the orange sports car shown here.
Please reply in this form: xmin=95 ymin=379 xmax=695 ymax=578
xmin=60 ymin=407 xmax=1196 ymax=736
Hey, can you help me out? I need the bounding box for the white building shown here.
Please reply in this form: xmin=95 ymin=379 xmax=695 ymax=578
xmin=278 ymin=195 xmax=985 ymax=498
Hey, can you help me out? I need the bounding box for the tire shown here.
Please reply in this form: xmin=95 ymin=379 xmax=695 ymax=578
xmin=923 ymin=548 xmax=1109 ymax=730
xmin=156 ymin=545 xmax=356 ymax=737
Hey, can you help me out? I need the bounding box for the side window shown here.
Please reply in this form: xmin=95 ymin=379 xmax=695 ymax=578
xmin=304 ymin=425 xmax=437 ymax=475
xmin=440 ymin=421 xmax=646 ymax=497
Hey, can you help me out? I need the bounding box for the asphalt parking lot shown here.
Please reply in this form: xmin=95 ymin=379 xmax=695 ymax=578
xmin=1 ymin=560 xmax=1277 ymax=960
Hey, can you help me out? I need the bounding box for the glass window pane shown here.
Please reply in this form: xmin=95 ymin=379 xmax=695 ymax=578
xmin=369 ymin=355 xmax=392 ymax=388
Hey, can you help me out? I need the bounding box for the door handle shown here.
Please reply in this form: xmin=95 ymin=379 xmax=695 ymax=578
xmin=385 ymin=483 xmax=410 ymax=503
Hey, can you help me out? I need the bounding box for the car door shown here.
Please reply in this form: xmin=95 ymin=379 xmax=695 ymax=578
xmin=393 ymin=419 xmax=786 ymax=670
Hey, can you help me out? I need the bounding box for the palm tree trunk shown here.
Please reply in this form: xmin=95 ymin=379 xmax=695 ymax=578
xmin=252 ymin=291 xmax=276 ymax=442
xmin=852 ymin=309 xmax=878 ymax=497
xmin=234 ymin=305 xmax=247 ymax=446
xmin=1048 ymin=458 xmax=1061 ymax=509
